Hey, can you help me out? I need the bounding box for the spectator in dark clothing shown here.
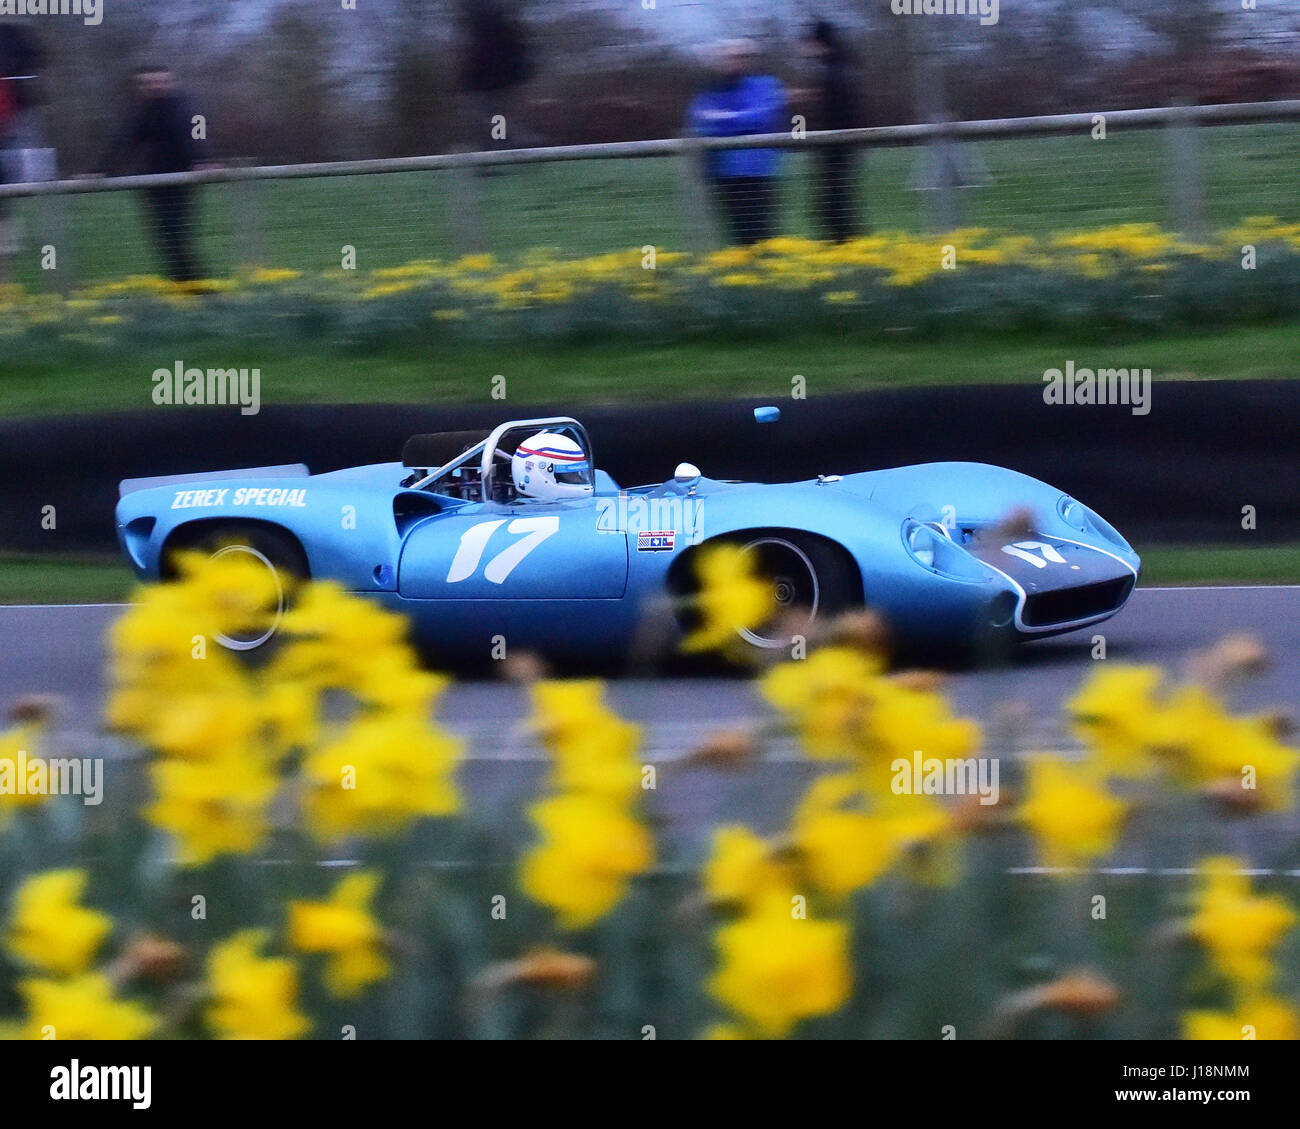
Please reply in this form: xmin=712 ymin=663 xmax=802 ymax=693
xmin=97 ymin=66 xmax=205 ymax=282
xmin=455 ymin=0 xmax=534 ymax=149
xmin=0 ymin=25 xmax=44 ymax=261
xmin=687 ymin=40 xmax=787 ymax=246
xmin=802 ymin=20 xmax=865 ymax=241
xmin=0 ymin=24 xmax=42 ymax=138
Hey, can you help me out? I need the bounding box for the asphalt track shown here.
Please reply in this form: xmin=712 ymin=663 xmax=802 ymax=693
xmin=3 ymin=586 xmax=1299 ymax=863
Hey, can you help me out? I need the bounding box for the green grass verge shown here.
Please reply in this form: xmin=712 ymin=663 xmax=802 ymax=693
xmin=4 ymin=321 xmax=1299 ymax=419
xmin=3 ymin=545 xmax=1299 ymax=607
xmin=1137 ymin=544 xmax=1300 ymax=587
xmin=0 ymin=555 xmax=135 ymax=605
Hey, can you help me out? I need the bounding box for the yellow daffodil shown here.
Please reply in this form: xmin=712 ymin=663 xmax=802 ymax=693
xmin=1184 ymin=995 xmax=1300 ymax=1041
xmin=520 ymin=794 xmax=654 ymax=930
xmin=146 ymin=750 xmax=278 ymax=866
xmin=1017 ymin=755 xmax=1127 ymax=869
xmin=530 ymin=680 xmax=610 ymax=747
xmin=1067 ymin=664 xmax=1165 ymax=777
xmin=303 ymin=712 xmax=462 ymax=842
xmin=271 ymin=581 xmax=410 ymax=681
xmin=760 ymin=647 xmax=883 ymax=759
xmin=529 ymin=680 xmax=643 ymax=802
xmin=5 ymin=870 xmax=112 ymax=976
xmin=0 ymin=724 xmax=52 ymax=813
xmin=792 ymin=777 xmax=952 ymax=895
xmin=709 ymin=900 xmax=852 ymax=1038
xmin=681 ymin=544 xmax=773 ymax=654
xmin=792 ymin=807 xmax=898 ymax=897
xmin=702 ymin=825 xmax=796 ymax=909
xmin=207 ymin=931 xmax=310 ymax=1040
xmin=20 ymin=974 xmax=156 ymax=1040
xmin=1189 ymin=858 xmax=1296 ymax=990
xmin=289 ymin=872 xmax=391 ymax=998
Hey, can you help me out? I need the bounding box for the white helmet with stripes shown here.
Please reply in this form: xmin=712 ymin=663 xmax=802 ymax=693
xmin=511 ymin=432 xmax=594 ymax=501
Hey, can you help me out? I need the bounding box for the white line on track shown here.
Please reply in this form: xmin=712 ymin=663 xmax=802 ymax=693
xmin=249 ymin=860 xmax=1300 ymax=877
xmin=1140 ymin=585 xmax=1300 ymax=592
xmin=1008 ymin=866 xmax=1300 ymax=877
xmin=0 ymin=603 xmax=131 ymax=609
xmin=5 ymin=586 xmax=1300 ymax=612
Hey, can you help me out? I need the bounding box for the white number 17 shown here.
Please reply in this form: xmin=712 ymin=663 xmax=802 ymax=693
xmin=446 ymin=516 xmax=560 ymax=584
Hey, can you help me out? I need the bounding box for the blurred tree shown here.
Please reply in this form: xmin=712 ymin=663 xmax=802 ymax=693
xmin=379 ymin=0 xmax=455 ymax=157
xmin=245 ymin=0 xmax=341 ymax=163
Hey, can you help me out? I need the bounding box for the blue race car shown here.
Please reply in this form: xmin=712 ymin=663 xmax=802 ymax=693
xmin=115 ymin=412 xmax=1140 ymax=662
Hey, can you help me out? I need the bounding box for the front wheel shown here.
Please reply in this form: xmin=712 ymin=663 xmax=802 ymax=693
xmin=675 ymin=533 xmax=860 ymax=654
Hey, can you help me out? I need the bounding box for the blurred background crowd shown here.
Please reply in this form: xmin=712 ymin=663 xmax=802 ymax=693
xmin=1 ymin=0 xmax=1297 ymax=172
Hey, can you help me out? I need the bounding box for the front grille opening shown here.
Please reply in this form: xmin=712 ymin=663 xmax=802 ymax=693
xmin=1023 ymin=577 xmax=1134 ymax=627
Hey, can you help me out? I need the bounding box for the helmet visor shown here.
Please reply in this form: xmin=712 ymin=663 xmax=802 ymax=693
xmin=554 ymin=462 xmax=592 ymax=486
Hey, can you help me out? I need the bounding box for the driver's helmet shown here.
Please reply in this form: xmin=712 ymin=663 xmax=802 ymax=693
xmin=511 ymin=432 xmax=593 ymax=501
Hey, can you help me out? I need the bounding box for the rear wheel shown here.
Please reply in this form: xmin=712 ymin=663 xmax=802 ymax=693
xmin=164 ymin=523 xmax=308 ymax=651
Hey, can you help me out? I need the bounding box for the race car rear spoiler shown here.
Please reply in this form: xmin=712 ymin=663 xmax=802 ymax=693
xmin=118 ymin=463 xmax=310 ymax=499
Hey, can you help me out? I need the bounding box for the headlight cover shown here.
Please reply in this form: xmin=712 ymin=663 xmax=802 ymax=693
xmin=1058 ymin=496 xmax=1089 ymax=533
xmin=1057 ymin=495 xmax=1132 ymax=552
xmin=906 ymin=521 xmax=936 ymax=568
xmin=901 ymin=520 xmax=990 ymax=582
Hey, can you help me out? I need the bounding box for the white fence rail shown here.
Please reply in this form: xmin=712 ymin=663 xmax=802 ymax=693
xmin=1 ymin=99 xmax=1297 ymax=288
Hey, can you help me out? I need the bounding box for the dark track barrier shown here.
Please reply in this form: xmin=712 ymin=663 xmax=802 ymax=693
xmin=3 ymin=380 xmax=1296 ymax=554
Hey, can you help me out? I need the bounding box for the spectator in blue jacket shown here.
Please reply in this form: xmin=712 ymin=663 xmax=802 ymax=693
xmin=687 ymin=40 xmax=786 ymax=246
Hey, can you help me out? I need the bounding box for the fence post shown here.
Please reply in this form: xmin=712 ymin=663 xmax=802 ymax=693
xmin=230 ymin=158 xmax=267 ymax=271
xmin=677 ymin=135 xmax=716 ymax=254
xmin=448 ymin=157 xmax=484 ymax=257
xmin=1166 ymin=100 xmax=1206 ymax=239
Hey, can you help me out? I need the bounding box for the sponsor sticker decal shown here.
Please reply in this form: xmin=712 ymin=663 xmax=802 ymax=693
xmin=637 ymin=530 xmax=675 ymax=552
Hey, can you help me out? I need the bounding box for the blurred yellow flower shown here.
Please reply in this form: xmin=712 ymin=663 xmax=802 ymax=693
xmin=20 ymin=974 xmax=156 ymax=1040
xmin=1137 ymin=686 xmax=1299 ymax=809
xmin=271 ymin=580 xmax=415 ymax=696
xmin=682 ymin=544 xmax=772 ymax=654
xmin=0 ymin=724 xmax=52 ymax=813
xmin=1183 ymin=995 xmax=1299 ymax=1041
xmin=760 ymin=647 xmax=882 ymax=758
xmin=702 ymin=825 xmax=795 ymax=909
xmin=530 ymin=680 xmax=643 ymax=803
xmin=793 ymin=807 xmax=897 ymax=897
xmin=303 ymin=711 xmax=462 ymax=842
xmin=207 ymin=931 xmax=310 ymax=1040
xmin=520 ymin=794 xmax=653 ymax=930
xmin=5 ymin=870 xmax=112 ymax=976
xmin=248 ymin=267 xmax=302 ymax=284
xmin=709 ymin=900 xmax=851 ymax=1038
xmin=146 ymin=750 xmax=278 ymax=866
xmin=1017 ymin=755 xmax=1127 ymax=868
xmin=548 ymin=720 xmax=643 ymax=803
xmin=1190 ymin=858 xmax=1296 ymax=990
xmin=792 ymin=778 xmax=952 ymax=895
xmin=866 ymin=681 xmax=980 ymax=780
xmin=1067 ymin=664 xmax=1165 ymax=777
xmin=289 ymin=871 xmax=391 ymax=998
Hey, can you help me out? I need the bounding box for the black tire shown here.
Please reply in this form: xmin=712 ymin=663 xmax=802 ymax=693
xmin=164 ymin=522 xmax=309 ymax=652
xmin=683 ymin=532 xmax=860 ymax=653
